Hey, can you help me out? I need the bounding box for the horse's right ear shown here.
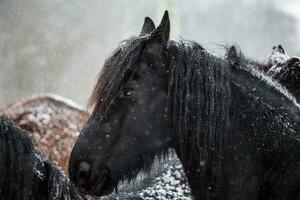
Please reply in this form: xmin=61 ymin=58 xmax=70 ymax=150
xmin=155 ymin=10 xmax=170 ymax=44
xmin=140 ymin=17 xmax=156 ymax=36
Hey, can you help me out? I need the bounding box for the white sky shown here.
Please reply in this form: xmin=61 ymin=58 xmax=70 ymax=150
xmin=278 ymin=0 xmax=300 ymax=35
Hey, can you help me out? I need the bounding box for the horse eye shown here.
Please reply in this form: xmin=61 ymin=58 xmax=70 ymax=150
xmin=123 ymin=88 xmax=135 ymax=97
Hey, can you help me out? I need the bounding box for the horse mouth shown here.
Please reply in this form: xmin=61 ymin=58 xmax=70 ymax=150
xmin=74 ymin=175 xmax=115 ymax=197
xmin=89 ymin=175 xmax=115 ymax=196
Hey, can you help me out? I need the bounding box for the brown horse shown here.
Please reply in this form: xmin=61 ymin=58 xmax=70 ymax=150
xmin=0 ymin=94 xmax=88 ymax=172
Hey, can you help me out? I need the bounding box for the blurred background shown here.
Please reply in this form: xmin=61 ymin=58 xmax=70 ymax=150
xmin=1 ymin=0 xmax=300 ymax=108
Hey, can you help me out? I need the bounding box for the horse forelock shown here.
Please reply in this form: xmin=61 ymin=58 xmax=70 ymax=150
xmin=88 ymin=36 xmax=150 ymax=117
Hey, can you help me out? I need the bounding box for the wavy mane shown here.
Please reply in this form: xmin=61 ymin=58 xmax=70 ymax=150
xmin=167 ymin=40 xmax=231 ymax=189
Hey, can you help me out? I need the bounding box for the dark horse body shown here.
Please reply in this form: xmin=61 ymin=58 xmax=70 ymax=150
xmin=264 ymin=45 xmax=300 ymax=102
xmin=0 ymin=116 xmax=83 ymax=200
xmin=69 ymin=12 xmax=300 ymax=199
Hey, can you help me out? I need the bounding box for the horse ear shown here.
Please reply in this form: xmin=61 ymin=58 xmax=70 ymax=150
xmin=278 ymin=45 xmax=285 ymax=54
xmin=226 ymin=45 xmax=241 ymax=66
xmin=273 ymin=44 xmax=285 ymax=54
xmin=155 ymin=10 xmax=170 ymax=44
xmin=140 ymin=17 xmax=156 ymax=36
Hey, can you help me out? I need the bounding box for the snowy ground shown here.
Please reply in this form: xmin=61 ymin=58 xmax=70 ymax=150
xmin=99 ymin=155 xmax=191 ymax=200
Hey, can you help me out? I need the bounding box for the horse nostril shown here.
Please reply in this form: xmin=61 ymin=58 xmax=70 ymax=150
xmin=76 ymin=161 xmax=91 ymax=187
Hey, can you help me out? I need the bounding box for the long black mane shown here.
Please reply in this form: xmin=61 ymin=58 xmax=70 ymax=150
xmin=167 ymin=39 xmax=299 ymax=157
xmin=0 ymin=117 xmax=35 ymax=199
xmin=167 ymin=40 xmax=300 ymax=199
xmin=167 ymin=40 xmax=231 ymax=189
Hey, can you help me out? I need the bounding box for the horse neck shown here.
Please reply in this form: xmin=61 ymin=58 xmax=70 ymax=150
xmin=168 ymin=49 xmax=300 ymax=199
xmin=167 ymin=45 xmax=231 ymax=199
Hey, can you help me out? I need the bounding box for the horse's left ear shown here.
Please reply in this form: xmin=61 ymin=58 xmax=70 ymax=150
xmin=140 ymin=17 xmax=156 ymax=36
xmin=155 ymin=10 xmax=170 ymax=44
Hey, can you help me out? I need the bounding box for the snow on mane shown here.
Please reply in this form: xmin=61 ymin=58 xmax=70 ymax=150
xmin=245 ymin=63 xmax=300 ymax=109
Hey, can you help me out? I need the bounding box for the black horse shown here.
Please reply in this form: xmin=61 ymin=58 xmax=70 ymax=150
xmin=265 ymin=45 xmax=300 ymax=101
xmin=0 ymin=116 xmax=83 ymax=200
xmin=69 ymin=11 xmax=300 ymax=200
